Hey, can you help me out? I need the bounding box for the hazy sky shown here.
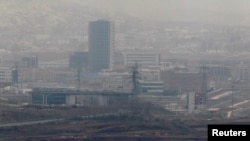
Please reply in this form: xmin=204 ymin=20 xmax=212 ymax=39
xmin=79 ymin=0 xmax=250 ymax=26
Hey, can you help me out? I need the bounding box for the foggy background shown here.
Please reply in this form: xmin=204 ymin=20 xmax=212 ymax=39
xmin=0 ymin=0 xmax=249 ymax=65
xmin=82 ymin=0 xmax=250 ymax=26
xmin=1 ymin=0 xmax=250 ymax=26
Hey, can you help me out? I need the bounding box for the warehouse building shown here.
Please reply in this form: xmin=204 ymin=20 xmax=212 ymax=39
xmin=30 ymin=88 xmax=133 ymax=106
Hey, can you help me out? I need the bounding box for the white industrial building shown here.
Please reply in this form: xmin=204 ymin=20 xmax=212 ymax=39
xmin=138 ymin=80 xmax=164 ymax=94
xmin=0 ymin=67 xmax=13 ymax=82
xmin=138 ymin=67 xmax=163 ymax=94
xmin=0 ymin=67 xmax=21 ymax=83
xmin=123 ymin=52 xmax=160 ymax=67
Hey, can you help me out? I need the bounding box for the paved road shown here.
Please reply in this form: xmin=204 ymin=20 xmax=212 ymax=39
xmin=0 ymin=112 xmax=122 ymax=128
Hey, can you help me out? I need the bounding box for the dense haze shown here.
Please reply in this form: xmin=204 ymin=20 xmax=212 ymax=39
xmin=1 ymin=0 xmax=250 ymax=26
xmin=1 ymin=0 xmax=250 ymax=59
xmin=83 ymin=0 xmax=250 ymax=26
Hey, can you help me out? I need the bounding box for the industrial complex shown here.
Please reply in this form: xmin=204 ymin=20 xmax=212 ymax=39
xmin=1 ymin=3 xmax=250 ymax=140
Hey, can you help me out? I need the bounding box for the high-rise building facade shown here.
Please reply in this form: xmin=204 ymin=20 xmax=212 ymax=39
xmin=88 ymin=20 xmax=114 ymax=72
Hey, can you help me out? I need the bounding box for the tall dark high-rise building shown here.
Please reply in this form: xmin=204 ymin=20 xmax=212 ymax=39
xmin=88 ymin=20 xmax=114 ymax=72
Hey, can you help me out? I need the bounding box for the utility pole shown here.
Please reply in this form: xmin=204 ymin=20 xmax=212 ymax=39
xmin=77 ymin=67 xmax=82 ymax=91
xmin=231 ymin=85 xmax=234 ymax=118
xmin=131 ymin=62 xmax=139 ymax=94
xmin=12 ymin=62 xmax=19 ymax=94
xmin=200 ymin=65 xmax=208 ymax=110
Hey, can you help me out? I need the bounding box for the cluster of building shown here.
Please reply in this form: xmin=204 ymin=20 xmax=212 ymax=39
xmin=0 ymin=19 xmax=250 ymax=112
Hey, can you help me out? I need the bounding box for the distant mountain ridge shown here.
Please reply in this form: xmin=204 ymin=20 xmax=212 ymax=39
xmin=0 ymin=0 xmax=90 ymax=28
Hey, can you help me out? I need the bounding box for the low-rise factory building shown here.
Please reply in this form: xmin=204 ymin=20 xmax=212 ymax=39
xmin=30 ymin=88 xmax=133 ymax=106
